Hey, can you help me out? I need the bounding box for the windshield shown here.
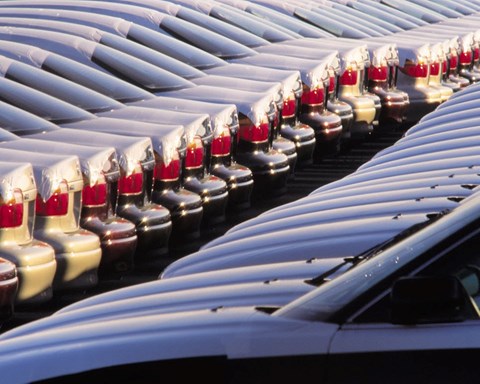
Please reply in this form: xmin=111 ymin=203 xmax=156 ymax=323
xmin=293 ymin=8 xmax=370 ymax=39
xmin=158 ymin=14 xmax=257 ymax=60
xmin=127 ymin=23 xmax=226 ymax=70
xmin=100 ymin=33 xmax=204 ymax=80
xmin=41 ymin=53 xmax=153 ymax=103
xmin=0 ymin=77 xmax=94 ymax=125
xmin=273 ymin=203 xmax=474 ymax=322
xmin=246 ymin=5 xmax=332 ymax=38
xmin=91 ymin=44 xmax=195 ymax=93
xmin=0 ymin=100 xmax=59 ymax=136
xmin=177 ymin=6 xmax=269 ymax=47
xmin=208 ymin=6 xmax=297 ymax=43
xmin=4 ymin=60 xmax=123 ymax=113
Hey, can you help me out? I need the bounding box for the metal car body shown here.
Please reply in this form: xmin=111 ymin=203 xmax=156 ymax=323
xmin=0 ymin=6 xmax=319 ymax=167
xmin=5 ymin=190 xmax=480 ymax=382
xmin=0 ymin=98 xmax=173 ymax=262
xmin=0 ymin=159 xmax=54 ymax=306
xmin=365 ymin=39 xmax=443 ymax=125
xmin=160 ymin=85 xmax=291 ymax=196
xmin=0 ymin=148 xmax=102 ymax=293
xmin=0 ymin=136 xmax=138 ymax=278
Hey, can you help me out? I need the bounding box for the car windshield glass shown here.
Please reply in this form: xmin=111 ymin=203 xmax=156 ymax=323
xmin=41 ymin=53 xmax=153 ymax=103
xmin=177 ymin=7 xmax=270 ymax=47
xmin=208 ymin=6 xmax=297 ymax=43
xmin=100 ymin=33 xmax=204 ymax=80
xmin=273 ymin=205 xmax=467 ymax=322
xmin=293 ymin=8 xmax=370 ymax=39
xmin=158 ymin=15 xmax=257 ymax=60
xmin=5 ymin=61 xmax=123 ymax=113
xmin=91 ymin=44 xmax=195 ymax=93
xmin=246 ymin=6 xmax=332 ymax=38
xmin=0 ymin=100 xmax=58 ymax=135
xmin=381 ymin=0 xmax=447 ymax=23
xmin=0 ymin=77 xmax=94 ymax=125
xmin=127 ymin=23 xmax=226 ymax=70
xmin=354 ymin=0 xmax=425 ymax=28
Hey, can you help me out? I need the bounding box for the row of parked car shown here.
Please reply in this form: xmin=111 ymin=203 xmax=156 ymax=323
xmin=1 ymin=0 xmax=480 ymax=382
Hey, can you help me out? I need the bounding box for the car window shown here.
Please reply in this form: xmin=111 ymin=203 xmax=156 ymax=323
xmin=99 ymin=33 xmax=205 ymax=80
xmin=354 ymin=221 xmax=480 ymax=323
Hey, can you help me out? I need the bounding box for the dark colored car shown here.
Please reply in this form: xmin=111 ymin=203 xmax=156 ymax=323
xmin=3 ymin=189 xmax=480 ymax=382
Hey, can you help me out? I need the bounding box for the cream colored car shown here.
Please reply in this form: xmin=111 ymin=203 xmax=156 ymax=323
xmin=0 ymin=148 xmax=102 ymax=293
xmin=0 ymin=160 xmax=56 ymax=306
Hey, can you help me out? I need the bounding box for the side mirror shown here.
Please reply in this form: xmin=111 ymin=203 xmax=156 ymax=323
xmin=390 ymin=275 xmax=473 ymax=325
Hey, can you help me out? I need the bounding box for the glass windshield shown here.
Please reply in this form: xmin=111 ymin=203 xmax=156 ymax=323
xmin=0 ymin=77 xmax=94 ymax=125
xmin=158 ymin=14 xmax=257 ymax=60
xmin=177 ymin=7 xmax=269 ymax=47
xmin=5 ymin=60 xmax=123 ymax=113
xmin=100 ymin=33 xmax=204 ymax=80
xmin=293 ymin=9 xmax=370 ymax=39
xmin=91 ymin=44 xmax=195 ymax=93
xmin=0 ymin=100 xmax=59 ymax=136
xmin=208 ymin=6 xmax=297 ymax=43
xmin=246 ymin=6 xmax=332 ymax=38
xmin=127 ymin=23 xmax=226 ymax=70
xmin=41 ymin=54 xmax=153 ymax=103
xmin=273 ymin=202 xmax=477 ymax=322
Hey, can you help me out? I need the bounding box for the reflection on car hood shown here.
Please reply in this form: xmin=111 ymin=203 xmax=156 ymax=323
xmin=59 ymin=256 xmax=348 ymax=313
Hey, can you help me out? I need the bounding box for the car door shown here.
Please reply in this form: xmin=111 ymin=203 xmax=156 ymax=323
xmin=327 ymin=219 xmax=480 ymax=383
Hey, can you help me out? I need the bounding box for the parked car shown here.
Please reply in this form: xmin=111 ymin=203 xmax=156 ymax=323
xmin=0 ymin=148 xmax=102 ymax=293
xmin=3 ymin=188 xmax=480 ymax=382
xmin=160 ymin=85 xmax=291 ymax=196
xmin=339 ymin=0 xmax=426 ymax=30
xmin=0 ymin=2 xmax=339 ymax=162
xmin=0 ymin=23 xmax=290 ymax=196
xmin=0 ymin=255 xmax=17 ymax=321
xmin=0 ymin=6 xmax=319 ymax=167
xmin=381 ymin=0 xmax=449 ymax=23
xmin=0 ymin=41 xmax=242 ymax=222
xmin=0 ymin=136 xmax=138 ymax=278
xmin=204 ymin=0 xmax=336 ymax=38
xmin=0 ymin=159 xmax=53 ymax=306
xmin=0 ymin=98 xmax=174 ymax=261
xmin=365 ymin=39 xmax=443 ymax=126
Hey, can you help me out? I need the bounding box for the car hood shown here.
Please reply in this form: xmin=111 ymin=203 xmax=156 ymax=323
xmin=59 ymin=256 xmax=349 ymax=312
xmin=206 ymin=196 xmax=461 ymax=247
xmin=162 ymin=213 xmax=430 ymax=277
xmin=0 ymin=305 xmax=338 ymax=384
